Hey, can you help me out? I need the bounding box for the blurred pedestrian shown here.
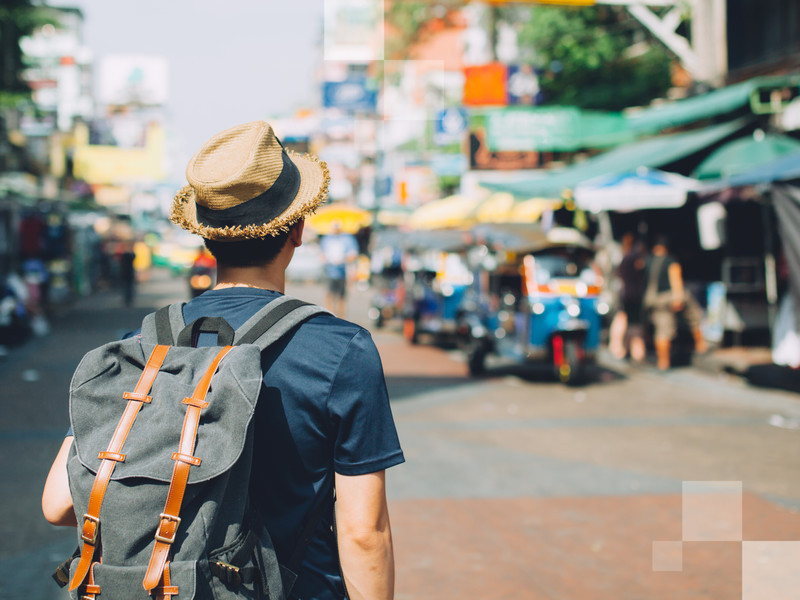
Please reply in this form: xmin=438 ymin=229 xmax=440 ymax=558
xmin=117 ymin=241 xmax=136 ymax=307
xmin=608 ymin=232 xmax=647 ymax=362
xmin=42 ymin=120 xmax=402 ymax=600
xmin=320 ymin=220 xmax=359 ymax=317
xmin=643 ymin=235 xmax=708 ymax=370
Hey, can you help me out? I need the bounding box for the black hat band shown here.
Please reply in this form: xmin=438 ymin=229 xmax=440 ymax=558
xmin=195 ymin=150 xmax=301 ymax=229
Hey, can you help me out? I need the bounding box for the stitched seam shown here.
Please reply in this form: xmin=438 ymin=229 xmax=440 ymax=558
xmin=323 ymin=329 xmax=366 ymax=431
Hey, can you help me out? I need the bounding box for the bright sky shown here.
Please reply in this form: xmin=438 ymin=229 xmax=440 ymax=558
xmin=50 ymin=0 xmax=325 ymax=180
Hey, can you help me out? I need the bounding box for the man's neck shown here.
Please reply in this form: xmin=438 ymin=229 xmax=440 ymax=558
xmin=214 ymin=265 xmax=285 ymax=293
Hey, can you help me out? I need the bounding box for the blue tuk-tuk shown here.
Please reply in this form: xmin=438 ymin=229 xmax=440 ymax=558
xmin=400 ymin=229 xmax=473 ymax=346
xmin=460 ymin=224 xmax=603 ymax=384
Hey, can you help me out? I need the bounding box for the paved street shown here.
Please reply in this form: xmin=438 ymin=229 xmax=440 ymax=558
xmin=2 ymin=269 xmax=799 ymax=599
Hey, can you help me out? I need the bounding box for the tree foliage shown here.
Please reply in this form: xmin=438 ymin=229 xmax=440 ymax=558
xmin=0 ymin=0 xmax=58 ymax=104
xmin=511 ymin=5 xmax=673 ymax=111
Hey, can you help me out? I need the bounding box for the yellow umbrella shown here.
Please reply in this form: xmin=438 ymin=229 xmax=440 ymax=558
xmin=307 ymin=203 xmax=373 ymax=234
xmin=508 ymin=198 xmax=563 ymax=223
xmin=408 ymin=195 xmax=484 ymax=230
xmin=472 ymin=192 xmax=516 ymax=224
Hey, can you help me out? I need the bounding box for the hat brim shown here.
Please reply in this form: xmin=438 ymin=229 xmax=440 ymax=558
xmin=170 ymin=150 xmax=330 ymax=241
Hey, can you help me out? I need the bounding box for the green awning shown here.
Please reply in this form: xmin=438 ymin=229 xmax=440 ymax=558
xmin=480 ymin=107 xmax=635 ymax=152
xmin=693 ymin=133 xmax=800 ymax=180
xmin=625 ymin=75 xmax=800 ymax=134
xmin=482 ymin=118 xmax=748 ymax=199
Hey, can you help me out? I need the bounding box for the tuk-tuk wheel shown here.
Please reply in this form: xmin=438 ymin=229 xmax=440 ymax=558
xmin=467 ymin=344 xmax=487 ymax=377
xmin=557 ymin=338 xmax=584 ymax=386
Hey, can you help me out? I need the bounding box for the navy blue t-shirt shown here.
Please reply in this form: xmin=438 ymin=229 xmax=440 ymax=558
xmin=183 ymin=288 xmax=403 ymax=600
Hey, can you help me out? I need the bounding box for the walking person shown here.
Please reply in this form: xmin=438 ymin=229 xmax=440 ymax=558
xmin=117 ymin=241 xmax=137 ymax=307
xmin=42 ymin=120 xmax=404 ymax=600
xmin=643 ymin=234 xmax=708 ymax=370
xmin=608 ymin=232 xmax=647 ymax=362
xmin=320 ymin=221 xmax=359 ymax=317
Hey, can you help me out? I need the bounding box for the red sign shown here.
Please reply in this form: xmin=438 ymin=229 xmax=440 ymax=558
xmin=463 ymin=63 xmax=507 ymax=107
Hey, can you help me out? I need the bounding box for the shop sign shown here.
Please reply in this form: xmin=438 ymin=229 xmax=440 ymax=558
xmin=485 ymin=107 xmax=581 ymax=151
xmin=322 ymin=79 xmax=378 ymax=113
xmin=463 ymin=63 xmax=507 ymax=107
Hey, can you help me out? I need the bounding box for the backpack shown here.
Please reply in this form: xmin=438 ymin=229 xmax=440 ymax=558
xmin=59 ymin=296 xmax=329 ymax=600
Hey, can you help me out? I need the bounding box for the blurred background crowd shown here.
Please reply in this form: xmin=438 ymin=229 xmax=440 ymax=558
xmin=0 ymin=0 xmax=799 ymax=376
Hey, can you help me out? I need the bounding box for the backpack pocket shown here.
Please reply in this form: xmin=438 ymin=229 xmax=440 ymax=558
xmin=68 ymin=560 xmax=203 ymax=599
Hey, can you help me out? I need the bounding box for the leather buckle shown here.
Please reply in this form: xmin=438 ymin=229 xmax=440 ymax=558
xmin=154 ymin=513 xmax=181 ymax=544
xmin=81 ymin=514 xmax=100 ymax=545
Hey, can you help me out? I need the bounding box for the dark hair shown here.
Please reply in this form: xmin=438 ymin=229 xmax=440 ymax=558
xmin=204 ymin=230 xmax=291 ymax=268
xmin=653 ymin=233 xmax=670 ymax=250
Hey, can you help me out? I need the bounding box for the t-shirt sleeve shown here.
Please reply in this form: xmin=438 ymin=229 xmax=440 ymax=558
xmin=328 ymin=329 xmax=404 ymax=476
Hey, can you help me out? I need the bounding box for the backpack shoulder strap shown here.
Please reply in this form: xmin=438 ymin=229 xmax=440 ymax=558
xmin=141 ymin=302 xmax=186 ymax=345
xmin=234 ymin=295 xmax=329 ymax=350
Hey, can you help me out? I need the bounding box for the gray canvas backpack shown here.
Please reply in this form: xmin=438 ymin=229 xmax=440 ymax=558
xmin=59 ymin=296 xmax=328 ymax=600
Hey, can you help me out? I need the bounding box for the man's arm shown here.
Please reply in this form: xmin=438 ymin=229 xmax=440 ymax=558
xmin=335 ymin=470 xmax=395 ymax=600
xmin=667 ymin=261 xmax=685 ymax=311
xmin=42 ymin=435 xmax=77 ymax=527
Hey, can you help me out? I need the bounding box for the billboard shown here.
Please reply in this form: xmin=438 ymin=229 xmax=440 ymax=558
xmin=98 ymin=55 xmax=169 ymax=107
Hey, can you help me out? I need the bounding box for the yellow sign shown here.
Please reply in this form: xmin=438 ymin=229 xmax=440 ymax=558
xmin=72 ymin=122 xmax=166 ymax=185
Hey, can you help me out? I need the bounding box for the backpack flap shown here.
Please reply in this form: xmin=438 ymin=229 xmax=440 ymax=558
xmin=69 ymin=340 xmax=263 ymax=485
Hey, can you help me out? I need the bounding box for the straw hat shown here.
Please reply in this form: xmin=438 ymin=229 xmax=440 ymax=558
xmin=170 ymin=120 xmax=329 ymax=240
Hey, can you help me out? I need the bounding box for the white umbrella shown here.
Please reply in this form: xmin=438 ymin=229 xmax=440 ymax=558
xmin=574 ymin=167 xmax=700 ymax=213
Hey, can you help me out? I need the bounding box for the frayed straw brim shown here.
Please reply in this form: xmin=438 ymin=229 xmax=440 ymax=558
xmin=170 ymin=150 xmax=330 ymax=241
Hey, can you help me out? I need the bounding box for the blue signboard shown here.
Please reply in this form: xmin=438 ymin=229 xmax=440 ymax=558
xmin=434 ymin=108 xmax=469 ymax=145
xmin=322 ymin=79 xmax=378 ymax=113
xmin=506 ymin=65 xmax=544 ymax=106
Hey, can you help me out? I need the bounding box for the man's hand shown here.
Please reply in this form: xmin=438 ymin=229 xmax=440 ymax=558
xmin=335 ymin=470 xmax=395 ymax=600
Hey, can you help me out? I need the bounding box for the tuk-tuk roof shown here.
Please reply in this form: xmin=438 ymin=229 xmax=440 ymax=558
xmin=402 ymin=229 xmax=473 ymax=253
xmin=471 ymin=224 xmax=594 ymax=254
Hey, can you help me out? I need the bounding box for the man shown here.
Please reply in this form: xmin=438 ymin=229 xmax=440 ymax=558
xmin=320 ymin=221 xmax=359 ymax=317
xmin=42 ymin=121 xmax=404 ymax=600
xmin=643 ymin=235 xmax=708 ymax=370
xmin=608 ymin=232 xmax=647 ymax=362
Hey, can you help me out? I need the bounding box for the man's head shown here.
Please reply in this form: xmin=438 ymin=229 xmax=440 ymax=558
xmin=170 ymin=121 xmax=328 ymax=263
xmin=652 ymin=233 xmax=670 ymax=254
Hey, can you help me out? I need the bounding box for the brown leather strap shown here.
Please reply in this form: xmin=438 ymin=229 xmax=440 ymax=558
xmin=143 ymin=346 xmax=233 ymax=591
xmin=80 ymin=562 xmax=100 ymax=600
xmin=69 ymin=344 xmax=170 ymax=592
xmin=151 ymin=563 xmax=179 ymax=599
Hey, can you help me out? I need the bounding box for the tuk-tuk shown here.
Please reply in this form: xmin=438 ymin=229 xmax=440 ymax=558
xmin=367 ymin=229 xmax=406 ymax=328
xmin=401 ymin=229 xmax=473 ymax=346
xmin=460 ymin=224 xmax=602 ymax=384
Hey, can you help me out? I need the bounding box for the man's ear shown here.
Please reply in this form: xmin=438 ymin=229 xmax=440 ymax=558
xmin=289 ymin=219 xmax=305 ymax=247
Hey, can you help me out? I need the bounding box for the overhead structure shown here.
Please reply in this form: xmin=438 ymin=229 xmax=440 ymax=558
xmin=481 ymin=0 xmax=727 ymax=84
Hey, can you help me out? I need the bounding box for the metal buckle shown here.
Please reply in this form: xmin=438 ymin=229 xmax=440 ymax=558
xmin=154 ymin=513 xmax=181 ymax=544
xmin=81 ymin=514 xmax=100 ymax=545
